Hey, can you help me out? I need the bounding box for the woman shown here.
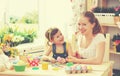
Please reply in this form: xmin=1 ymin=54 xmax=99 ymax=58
xmin=67 ymin=11 xmax=106 ymax=64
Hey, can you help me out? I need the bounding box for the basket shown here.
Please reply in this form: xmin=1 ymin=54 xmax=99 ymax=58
xmin=14 ymin=65 xmax=26 ymax=72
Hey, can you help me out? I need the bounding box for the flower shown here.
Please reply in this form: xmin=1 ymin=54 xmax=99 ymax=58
xmin=12 ymin=35 xmax=24 ymax=43
xmin=0 ymin=25 xmax=37 ymax=47
xmin=3 ymin=34 xmax=13 ymax=42
xmin=114 ymin=6 xmax=120 ymax=16
xmin=112 ymin=34 xmax=120 ymax=46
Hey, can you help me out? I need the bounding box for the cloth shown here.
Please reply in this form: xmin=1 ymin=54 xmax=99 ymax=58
xmin=52 ymin=42 xmax=68 ymax=59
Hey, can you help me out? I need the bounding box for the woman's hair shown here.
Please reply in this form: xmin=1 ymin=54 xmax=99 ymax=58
xmin=82 ymin=11 xmax=102 ymax=34
xmin=45 ymin=28 xmax=59 ymax=45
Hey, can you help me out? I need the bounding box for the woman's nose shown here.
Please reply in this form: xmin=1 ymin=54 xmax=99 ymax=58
xmin=79 ymin=25 xmax=83 ymax=29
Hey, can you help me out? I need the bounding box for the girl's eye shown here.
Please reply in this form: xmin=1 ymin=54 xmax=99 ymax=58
xmin=57 ymin=36 xmax=59 ymax=38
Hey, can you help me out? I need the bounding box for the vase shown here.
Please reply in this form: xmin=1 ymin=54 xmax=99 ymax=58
xmin=116 ymin=44 xmax=120 ymax=52
xmin=114 ymin=16 xmax=119 ymax=24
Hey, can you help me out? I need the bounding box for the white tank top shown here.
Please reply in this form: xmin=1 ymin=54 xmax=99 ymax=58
xmin=77 ymin=33 xmax=106 ymax=59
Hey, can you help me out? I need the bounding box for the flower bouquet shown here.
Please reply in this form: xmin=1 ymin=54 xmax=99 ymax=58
xmin=112 ymin=33 xmax=120 ymax=52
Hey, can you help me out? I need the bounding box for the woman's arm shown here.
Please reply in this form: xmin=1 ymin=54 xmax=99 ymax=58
xmin=67 ymin=43 xmax=74 ymax=56
xmin=67 ymin=41 xmax=105 ymax=64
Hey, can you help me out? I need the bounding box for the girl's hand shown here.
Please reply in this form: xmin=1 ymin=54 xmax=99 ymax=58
xmin=41 ymin=55 xmax=49 ymax=61
xmin=59 ymin=58 xmax=66 ymax=64
xmin=57 ymin=57 xmax=66 ymax=64
xmin=49 ymin=57 xmax=56 ymax=63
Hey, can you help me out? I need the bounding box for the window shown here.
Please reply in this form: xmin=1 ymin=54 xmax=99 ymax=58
xmin=38 ymin=0 xmax=74 ymax=45
xmin=8 ymin=0 xmax=38 ymax=24
xmin=0 ymin=0 xmax=39 ymax=46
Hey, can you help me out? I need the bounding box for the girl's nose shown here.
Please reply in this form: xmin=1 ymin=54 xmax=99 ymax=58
xmin=60 ymin=35 xmax=63 ymax=39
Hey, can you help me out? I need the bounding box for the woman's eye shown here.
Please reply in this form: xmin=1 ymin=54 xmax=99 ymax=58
xmin=83 ymin=24 xmax=86 ymax=26
xmin=78 ymin=23 xmax=81 ymax=26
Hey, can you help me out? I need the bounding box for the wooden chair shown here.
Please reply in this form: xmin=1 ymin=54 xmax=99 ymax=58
xmin=105 ymin=34 xmax=114 ymax=76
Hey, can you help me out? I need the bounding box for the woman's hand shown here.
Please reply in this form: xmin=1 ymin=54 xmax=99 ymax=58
xmin=66 ymin=56 xmax=79 ymax=63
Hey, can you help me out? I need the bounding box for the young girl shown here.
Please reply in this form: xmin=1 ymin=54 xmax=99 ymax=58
xmin=0 ymin=49 xmax=13 ymax=72
xmin=42 ymin=28 xmax=73 ymax=64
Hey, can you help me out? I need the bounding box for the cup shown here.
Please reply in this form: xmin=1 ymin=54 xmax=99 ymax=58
xmin=42 ymin=62 xmax=48 ymax=70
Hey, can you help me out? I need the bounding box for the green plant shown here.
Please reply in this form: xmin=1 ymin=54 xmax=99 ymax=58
xmin=112 ymin=33 xmax=120 ymax=46
xmin=93 ymin=7 xmax=116 ymax=13
xmin=9 ymin=16 xmax=18 ymax=24
xmin=19 ymin=11 xmax=38 ymax=24
xmin=114 ymin=6 xmax=120 ymax=16
xmin=0 ymin=25 xmax=37 ymax=47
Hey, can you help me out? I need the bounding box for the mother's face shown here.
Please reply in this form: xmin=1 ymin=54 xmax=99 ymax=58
xmin=78 ymin=17 xmax=94 ymax=35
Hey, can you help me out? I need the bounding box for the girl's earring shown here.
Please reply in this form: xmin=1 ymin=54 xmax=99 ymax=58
xmin=49 ymin=40 xmax=53 ymax=45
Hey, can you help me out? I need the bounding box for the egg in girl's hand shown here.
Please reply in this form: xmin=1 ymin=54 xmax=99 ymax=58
xmin=57 ymin=56 xmax=62 ymax=62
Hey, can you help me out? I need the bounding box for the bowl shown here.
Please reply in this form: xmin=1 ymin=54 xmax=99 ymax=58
xmin=14 ymin=65 xmax=26 ymax=72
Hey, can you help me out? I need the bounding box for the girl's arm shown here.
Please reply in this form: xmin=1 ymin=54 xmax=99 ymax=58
xmin=67 ymin=41 xmax=105 ymax=64
xmin=42 ymin=46 xmax=56 ymax=63
xmin=41 ymin=46 xmax=52 ymax=60
xmin=45 ymin=46 xmax=52 ymax=56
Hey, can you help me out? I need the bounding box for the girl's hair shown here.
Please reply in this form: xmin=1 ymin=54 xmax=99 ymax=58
xmin=82 ymin=11 xmax=102 ymax=34
xmin=45 ymin=28 xmax=59 ymax=45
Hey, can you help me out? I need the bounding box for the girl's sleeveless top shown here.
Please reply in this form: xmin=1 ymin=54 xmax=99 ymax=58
xmin=52 ymin=42 xmax=68 ymax=59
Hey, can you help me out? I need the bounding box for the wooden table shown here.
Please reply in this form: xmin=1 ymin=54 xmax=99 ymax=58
xmin=0 ymin=62 xmax=112 ymax=76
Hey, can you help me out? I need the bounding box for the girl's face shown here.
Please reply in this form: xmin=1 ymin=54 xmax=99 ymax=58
xmin=52 ymin=30 xmax=64 ymax=45
xmin=78 ymin=17 xmax=94 ymax=35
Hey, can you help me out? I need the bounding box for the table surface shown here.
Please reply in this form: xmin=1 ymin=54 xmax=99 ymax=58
xmin=0 ymin=62 xmax=111 ymax=76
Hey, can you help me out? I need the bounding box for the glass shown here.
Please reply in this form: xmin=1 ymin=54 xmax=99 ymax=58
xmin=42 ymin=62 xmax=48 ymax=70
xmin=8 ymin=0 xmax=38 ymax=24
